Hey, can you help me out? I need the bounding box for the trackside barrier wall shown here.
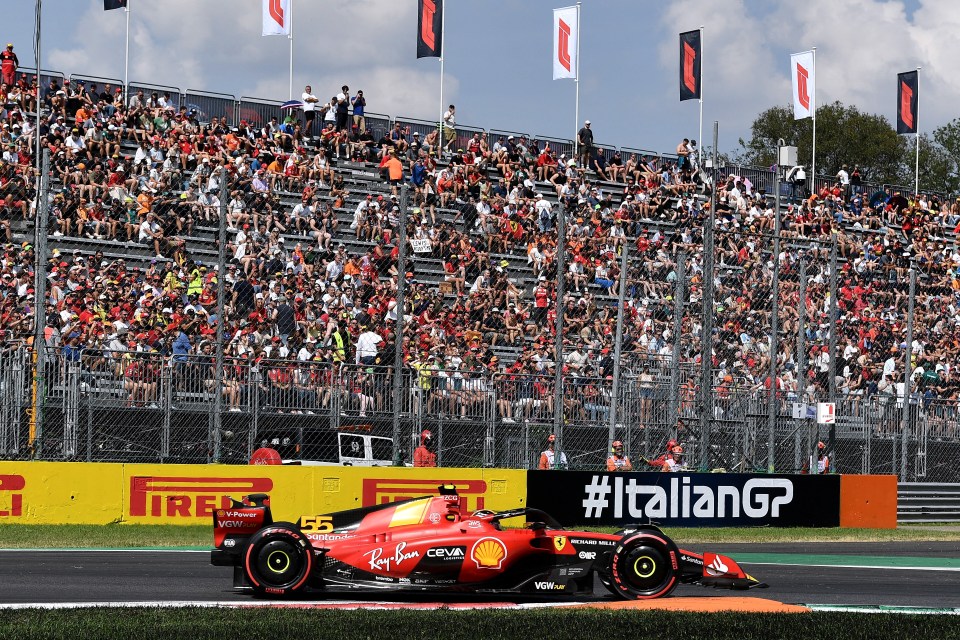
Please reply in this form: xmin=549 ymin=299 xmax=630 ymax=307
xmin=0 ymin=463 xmax=524 ymax=525
xmin=0 ymin=463 xmax=895 ymax=527
xmin=526 ymin=472 xmax=896 ymax=528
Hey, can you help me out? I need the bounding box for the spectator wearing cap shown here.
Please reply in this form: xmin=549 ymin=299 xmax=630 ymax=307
xmin=351 ymin=89 xmax=366 ymax=133
xmin=577 ymin=120 xmax=594 ymax=169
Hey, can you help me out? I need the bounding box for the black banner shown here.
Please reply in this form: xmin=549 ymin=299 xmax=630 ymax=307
xmin=679 ymin=30 xmax=701 ymax=101
xmin=528 ymin=471 xmax=840 ymax=528
xmin=897 ymin=70 xmax=918 ymax=134
xmin=416 ymin=0 xmax=443 ymax=59
xmin=104 ymin=0 xmax=127 ymax=10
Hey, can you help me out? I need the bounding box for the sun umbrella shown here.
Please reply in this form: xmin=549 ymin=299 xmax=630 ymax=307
xmin=280 ymin=100 xmax=304 ymax=111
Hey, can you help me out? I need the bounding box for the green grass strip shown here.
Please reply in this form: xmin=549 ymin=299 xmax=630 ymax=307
xmin=2 ymin=608 xmax=960 ymax=640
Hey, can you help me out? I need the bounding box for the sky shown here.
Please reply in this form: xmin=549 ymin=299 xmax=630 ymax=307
xmin=5 ymin=0 xmax=955 ymax=159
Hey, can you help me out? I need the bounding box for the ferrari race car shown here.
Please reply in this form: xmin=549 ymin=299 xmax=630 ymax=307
xmin=211 ymin=485 xmax=765 ymax=599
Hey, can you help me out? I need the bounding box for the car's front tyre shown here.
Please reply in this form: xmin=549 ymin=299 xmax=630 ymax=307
xmin=608 ymin=532 xmax=679 ymax=599
xmin=242 ymin=522 xmax=314 ymax=596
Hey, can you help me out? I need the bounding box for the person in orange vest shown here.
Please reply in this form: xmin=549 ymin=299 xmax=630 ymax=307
xmin=606 ymin=440 xmax=633 ymax=471
xmin=413 ymin=429 xmax=437 ymax=467
xmin=804 ymin=441 xmax=830 ymax=474
xmin=538 ymin=434 xmax=568 ymax=469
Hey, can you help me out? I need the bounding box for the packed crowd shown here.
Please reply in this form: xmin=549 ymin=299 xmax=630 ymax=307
xmin=1 ymin=42 xmax=959 ymax=421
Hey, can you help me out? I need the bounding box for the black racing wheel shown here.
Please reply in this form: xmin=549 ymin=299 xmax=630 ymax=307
xmin=242 ymin=521 xmax=314 ymax=596
xmin=608 ymin=532 xmax=679 ymax=599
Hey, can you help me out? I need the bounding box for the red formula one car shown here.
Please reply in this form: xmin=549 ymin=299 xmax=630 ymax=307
xmin=211 ymin=485 xmax=764 ymax=599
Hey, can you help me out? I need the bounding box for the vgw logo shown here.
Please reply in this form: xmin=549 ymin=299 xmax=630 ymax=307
xmin=129 ymin=476 xmax=273 ymax=518
xmin=582 ymin=476 xmax=794 ymax=521
xmin=0 ymin=474 xmax=25 ymax=517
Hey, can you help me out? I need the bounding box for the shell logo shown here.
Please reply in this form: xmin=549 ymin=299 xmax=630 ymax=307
xmin=471 ymin=537 xmax=507 ymax=569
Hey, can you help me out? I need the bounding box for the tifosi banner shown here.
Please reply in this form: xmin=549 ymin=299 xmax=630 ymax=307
xmin=897 ymin=70 xmax=919 ymax=134
xmin=553 ymin=5 xmax=579 ymax=80
xmin=527 ymin=471 xmax=840 ymax=527
xmin=262 ymin=0 xmax=290 ymax=37
xmin=790 ymin=50 xmax=815 ymax=120
xmin=679 ymin=29 xmax=701 ymax=101
xmin=417 ymin=0 xmax=443 ymax=58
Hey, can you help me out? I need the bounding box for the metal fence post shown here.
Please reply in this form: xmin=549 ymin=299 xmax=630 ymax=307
xmin=767 ymin=163 xmax=782 ymax=472
xmin=608 ymin=239 xmax=630 ymax=452
xmin=797 ymin=252 xmax=808 ymax=469
xmin=391 ymin=185 xmax=409 ymax=465
xmin=161 ymin=362 xmax=172 ymax=461
xmin=552 ymin=196 xmax=568 ymax=467
xmin=32 ymin=150 xmax=51 ymax=459
xmin=211 ymin=170 xmax=229 ymax=463
xmin=669 ymin=252 xmax=685 ymax=428
xmin=900 ymin=267 xmax=916 ymax=482
xmin=699 ymin=122 xmax=719 ymax=471
xmin=827 ymin=236 xmax=838 ymax=406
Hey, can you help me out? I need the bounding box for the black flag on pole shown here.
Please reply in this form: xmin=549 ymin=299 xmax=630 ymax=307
xmin=679 ymin=30 xmax=701 ymax=101
xmin=417 ymin=0 xmax=443 ymax=58
xmin=104 ymin=0 xmax=127 ymax=10
xmin=897 ymin=70 xmax=918 ymax=134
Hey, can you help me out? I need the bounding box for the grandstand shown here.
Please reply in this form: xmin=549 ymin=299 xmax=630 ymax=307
xmin=0 ymin=65 xmax=958 ymax=480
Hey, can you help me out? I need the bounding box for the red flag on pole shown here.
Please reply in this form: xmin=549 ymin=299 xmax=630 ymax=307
xmin=897 ymin=70 xmax=918 ymax=134
xmin=679 ymin=30 xmax=701 ymax=101
xmin=417 ymin=0 xmax=443 ymax=58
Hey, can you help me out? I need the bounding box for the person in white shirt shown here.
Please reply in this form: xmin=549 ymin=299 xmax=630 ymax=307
xmin=355 ymin=328 xmax=383 ymax=365
xmin=441 ymin=104 xmax=456 ymax=154
xmin=301 ymin=85 xmax=319 ymax=136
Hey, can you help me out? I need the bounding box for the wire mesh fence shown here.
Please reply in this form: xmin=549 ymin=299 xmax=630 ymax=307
xmin=1 ymin=83 xmax=958 ymax=481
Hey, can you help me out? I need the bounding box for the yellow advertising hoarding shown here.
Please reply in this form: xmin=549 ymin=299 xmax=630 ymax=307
xmin=0 ymin=462 xmax=526 ymax=525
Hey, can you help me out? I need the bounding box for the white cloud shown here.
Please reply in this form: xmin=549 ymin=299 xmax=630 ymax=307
xmin=47 ymin=0 xmax=453 ymax=123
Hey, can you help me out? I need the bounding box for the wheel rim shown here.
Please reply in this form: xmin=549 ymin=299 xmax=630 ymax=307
xmin=256 ymin=539 xmax=302 ymax=586
xmin=621 ymin=545 xmax=670 ymax=593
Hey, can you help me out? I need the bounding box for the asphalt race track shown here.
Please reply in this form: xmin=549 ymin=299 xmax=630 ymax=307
xmin=1 ymin=542 xmax=959 ymax=608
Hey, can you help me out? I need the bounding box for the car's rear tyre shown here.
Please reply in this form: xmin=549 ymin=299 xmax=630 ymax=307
xmin=608 ymin=533 xmax=678 ymax=599
xmin=243 ymin=521 xmax=313 ymax=596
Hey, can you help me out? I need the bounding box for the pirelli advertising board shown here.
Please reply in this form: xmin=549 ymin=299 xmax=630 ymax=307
xmin=527 ymin=471 xmax=842 ymax=528
xmin=0 ymin=463 xmax=894 ymax=528
xmin=0 ymin=462 xmax=525 ymax=525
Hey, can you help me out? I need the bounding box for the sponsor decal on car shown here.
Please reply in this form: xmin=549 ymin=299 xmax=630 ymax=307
xmin=129 ymin=476 xmax=273 ymax=518
xmin=471 ymin=537 xmax=507 ymax=570
xmin=362 ymin=478 xmax=487 ymax=511
xmin=364 ymin=542 xmax=421 ymax=572
xmin=553 ymin=536 xmax=566 ymax=552
xmin=570 ymin=537 xmax=615 ymax=546
xmin=534 ymin=580 xmax=566 ymax=590
xmin=577 ymin=551 xmax=596 ymax=560
xmin=426 ymin=546 xmax=466 ymax=561
xmin=465 ymin=520 xmax=483 ymax=529
xmin=0 ymin=474 xmax=24 ymax=517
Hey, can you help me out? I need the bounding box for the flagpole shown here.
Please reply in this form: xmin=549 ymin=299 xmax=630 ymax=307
xmin=438 ymin=2 xmax=446 ymax=157
xmin=698 ymin=24 xmax=703 ymax=165
xmin=288 ymin=0 xmax=294 ymax=100
xmin=811 ymin=47 xmax=817 ymax=190
xmin=124 ymin=0 xmax=130 ymax=96
xmin=915 ymin=66 xmax=921 ymax=196
xmin=574 ymin=1 xmax=581 ymax=159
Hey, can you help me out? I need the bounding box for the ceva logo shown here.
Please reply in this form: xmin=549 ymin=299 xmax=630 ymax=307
xmin=362 ymin=478 xmax=487 ymax=511
xmin=0 ymin=474 xmax=24 ymax=517
xmin=129 ymin=476 xmax=273 ymax=518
